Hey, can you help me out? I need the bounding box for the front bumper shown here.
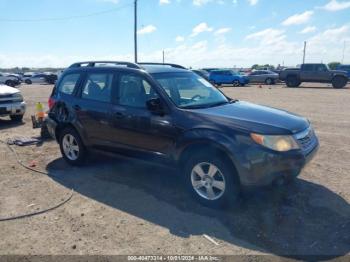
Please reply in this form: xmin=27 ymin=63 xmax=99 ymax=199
xmin=0 ymin=101 xmax=26 ymax=116
xmin=235 ymin=132 xmax=319 ymax=188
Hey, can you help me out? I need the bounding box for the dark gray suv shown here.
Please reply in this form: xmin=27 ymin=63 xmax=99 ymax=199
xmin=46 ymin=61 xmax=319 ymax=208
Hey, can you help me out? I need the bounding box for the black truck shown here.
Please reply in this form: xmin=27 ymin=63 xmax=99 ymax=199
xmin=279 ymin=63 xmax=348 ymax=89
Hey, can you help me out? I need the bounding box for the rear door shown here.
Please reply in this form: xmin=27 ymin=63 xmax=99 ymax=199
xmin=300 ymin=64 xmax=315 ymax=81
xmin=73 ymin=71 xmax=115 ymax=147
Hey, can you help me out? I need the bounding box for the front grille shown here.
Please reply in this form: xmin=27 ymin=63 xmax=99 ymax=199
xmin=0 ymin=107 xmax=8 ymax=114
xmin=0 ymin=94 xmax=14 ymax=104
xmin=0 ymin=100 xmax=13 ymax=104
xmin=296 ymin=127 xmax=317 ymax=155
xmin=0 ymin=94 xmax=12 ymax=99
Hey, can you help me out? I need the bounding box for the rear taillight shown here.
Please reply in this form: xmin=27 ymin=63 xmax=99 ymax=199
xmin=48 ymin=97 xmax=56 ymax=110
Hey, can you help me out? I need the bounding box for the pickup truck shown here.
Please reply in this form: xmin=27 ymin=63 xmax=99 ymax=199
xmin=279 ymin=63 xmax=349 ymax=89
xmin=0 ymin=84 xmax=26 ymax=121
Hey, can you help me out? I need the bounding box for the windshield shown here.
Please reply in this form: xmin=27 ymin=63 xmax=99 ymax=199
xmin=152 ymin=72 xmax=229 ymax=109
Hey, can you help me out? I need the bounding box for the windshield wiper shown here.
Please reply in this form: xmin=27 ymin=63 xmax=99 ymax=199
xmin=181 ymin=100 xmax=231 ymax=109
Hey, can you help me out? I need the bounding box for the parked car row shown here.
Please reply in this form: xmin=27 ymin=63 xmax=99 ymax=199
xmin=191 ymin=68 xmax=279 ymax=87
xmin=191 ymin=63 xmax=349 ymax=89
xmin=0 ymin=72 xmax=58 ymax=86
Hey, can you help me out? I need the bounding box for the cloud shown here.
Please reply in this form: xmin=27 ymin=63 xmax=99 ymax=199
xmin=247 ymin=0 xmax=258 ymax=6
xmin=245 ymin=28 xmax=286 ymax=45
xmin=159 ymin=0 xmax=171 ymax=5
xmin=214 ymin=27 xmax=232 ymax=35
xmin=320 ymin=0 xmax=350 ymax=11
xmin=299 ymin=26 xmax=317 ymax=34
xmin=282 ymin=11 xmax=313 ymax=26
xmin=190 ymin=22 xmax=213 ymax=37
xmin=137 ymin=25 xmax=157 ymax=35
xmin=175 ymin=36 xmax=185 ymax=42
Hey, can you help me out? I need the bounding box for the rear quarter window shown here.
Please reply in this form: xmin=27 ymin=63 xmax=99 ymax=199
xmin=58 ymin=74 xmax=80 ymax=95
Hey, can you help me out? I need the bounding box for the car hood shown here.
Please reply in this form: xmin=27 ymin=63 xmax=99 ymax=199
xmin=192 ymin=101 xmax=309 ymax=135
xmin=0 ymin=84 xmax=20 ymax=95
xmin=330 ymin=70 xmax=348 ymax=75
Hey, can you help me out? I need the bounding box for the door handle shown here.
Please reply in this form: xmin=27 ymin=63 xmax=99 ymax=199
xmin=73 ymin=105 xmax=81 ymax=111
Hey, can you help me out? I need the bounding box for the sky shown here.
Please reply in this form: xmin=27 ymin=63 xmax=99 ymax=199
xmin=0 ymin=0 xmax=349 ymax=68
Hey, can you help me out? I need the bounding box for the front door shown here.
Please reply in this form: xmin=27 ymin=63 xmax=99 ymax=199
xmin=109 ymin=72 xmax=177 ymax=160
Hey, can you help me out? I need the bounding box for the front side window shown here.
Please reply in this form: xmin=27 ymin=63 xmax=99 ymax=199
xmin=152 ymin=72 xmax=229 ymax=109
xmin=82 ymin=73 xmax=113 ymax=103
xmin=316 ymin=64 xmax=327 ymax=72
xmin=58 ymin=74 xmax=80 ymax=95
xmin=118 ymin=74 xmax=158 ymax=108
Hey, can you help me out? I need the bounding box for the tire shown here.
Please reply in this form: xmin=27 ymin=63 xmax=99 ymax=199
xmin=10 ymin=114 xmax=24 ymax=122
xmin=232 ymin=80 xmax=240 ymax=87
xmin=286 ymin=76 xmax=300 ymax=88
xmin=5 ymin=80 xmax=15 ymax=87
xmin=265 ymin=78 xmax=273 ymax=85
xmin=59 ymin=127 xmax=87 ymax=166
xmin=25 ymin=79 xmax=32 ymax=85
xmin=184 ymin=153 xmax=240 ymax=208
xmin=332 ymin=76 xmax=347 ymax=89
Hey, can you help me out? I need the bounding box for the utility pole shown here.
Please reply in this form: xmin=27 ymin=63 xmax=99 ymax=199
xmin=134 ymin=0 xmax=138 ymax=63
xmin=162 ymin=50 xmax=165 ymax=64
xmin=302 ymin=41 xmax=307 ymax=64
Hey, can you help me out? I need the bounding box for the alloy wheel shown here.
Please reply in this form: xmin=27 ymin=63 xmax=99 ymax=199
xmin=191 ymin=162 xmax=226 ymax=200
xmin=62 ymin=134 xmax=80 ymax=161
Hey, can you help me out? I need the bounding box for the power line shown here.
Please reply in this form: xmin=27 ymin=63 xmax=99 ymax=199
xmin=0 ymin=3 xmax=133 ymax=22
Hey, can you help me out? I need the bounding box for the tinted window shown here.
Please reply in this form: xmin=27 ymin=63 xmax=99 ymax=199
xmin=303 ymin=64 xmax=314 ymax=71
xmin=118 ymin=74 xmax=158 ymax=108
xmin=58 ymin=74 xmax=80 ymax=95
xmin=82 ymin=73 xmax=113 ymax=103
xmin=315 ymin=64 xmax=327 ymax=72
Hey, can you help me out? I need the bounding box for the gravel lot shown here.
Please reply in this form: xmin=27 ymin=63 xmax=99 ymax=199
xmin=0 ymin=83 xmax=349 ymax=259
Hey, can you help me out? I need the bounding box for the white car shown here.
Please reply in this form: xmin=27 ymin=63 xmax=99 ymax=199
xmin=0 ymin=84 xmax=26 ymax=121
xmin=0 ymin=73 xmax=19 ymax=87
xmin=23 ymin=73 xmax=47 ymax=85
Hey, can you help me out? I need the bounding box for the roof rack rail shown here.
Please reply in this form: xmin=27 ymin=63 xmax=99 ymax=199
xmin=68 ymin=61 xmax=141 ymax=69
xmin=138 ymin=62 xmax=187 ymax=69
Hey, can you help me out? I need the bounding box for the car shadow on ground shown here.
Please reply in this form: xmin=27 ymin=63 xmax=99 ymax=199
xmin=290 ymin=85 xmax=350 ymax=90
xmin=0 ymin=119 xmax=25 ymax=130
xmin=46 ymin=155 xmax=350 ymax=260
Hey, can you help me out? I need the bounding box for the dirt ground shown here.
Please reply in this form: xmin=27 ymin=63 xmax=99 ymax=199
xmin=0 ymin=82 xmax=349 ymax=259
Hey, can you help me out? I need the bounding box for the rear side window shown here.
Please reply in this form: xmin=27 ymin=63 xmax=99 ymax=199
xmin=303 ymin=64 xmax=314 ymax=71
xmin=58 ymin=74 xmax=80 ymax=95
xmin=82 ymin=73 xmax=113 ymax=103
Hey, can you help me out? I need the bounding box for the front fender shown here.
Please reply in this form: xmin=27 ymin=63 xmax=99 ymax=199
xmin=174 ymin=128 xmax=243 ymax=170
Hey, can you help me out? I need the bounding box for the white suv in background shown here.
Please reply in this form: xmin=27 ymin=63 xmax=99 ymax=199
xmin=0 ymin=84 xmax=26 ymax=121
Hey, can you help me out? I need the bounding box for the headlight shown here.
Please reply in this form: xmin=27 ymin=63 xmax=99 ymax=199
xmin=251 ymin=133 xmax=299 ymax=152
xmin=12 ymin=93 xmax=23 ymax=102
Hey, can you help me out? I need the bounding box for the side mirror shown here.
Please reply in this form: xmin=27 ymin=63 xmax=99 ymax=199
xmin=146 ymin=98 xmax=164 ymax=115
